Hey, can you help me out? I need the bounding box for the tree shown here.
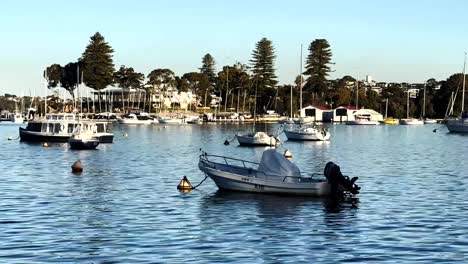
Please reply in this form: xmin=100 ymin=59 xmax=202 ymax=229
xmin=250 ymin=37 xmax=278 ymax=113
xmin=435 ymin=73 xmax=466 ymax=117
xmin=81 ymin=32 xmax=115 ymax=91
xmin=45 ymin=64 xmax=63 ymax=88
xmin=200 ymin=53 xmax=217 ymax=85
xmin=303 ymin=39 xmax=333 ymax=104
xmin=114 ymin=65 xmax=144 ymax=89
xmin=147 ymin=68 xmax=176 ymax=94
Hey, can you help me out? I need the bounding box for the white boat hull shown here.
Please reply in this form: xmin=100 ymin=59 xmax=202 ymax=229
xmin=118 ymin=119 xmax=152 ymax=125
xmin=236 ymin=133 xmax=277 ymax=146
xmin=284 ymin=129 xmax=330 ymax=141
xmin=199 ymin=162 xmax=331 ymax=196
xmin=158 ymin=118 xmax=183 ymax=124
xmin=346 ymin=120 xmax=379 ymax=125
xmin=399 ymin=119 xmax=424 ymax=125
xmin=423 ymin=119 xmax=437 ymax=124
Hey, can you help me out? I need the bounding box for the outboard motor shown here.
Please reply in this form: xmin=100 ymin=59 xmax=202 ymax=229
xmin=324 ymin=162 xmax=360 ymax=195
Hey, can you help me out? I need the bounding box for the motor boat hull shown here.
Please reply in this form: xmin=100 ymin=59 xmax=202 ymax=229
xmin=346 ymin=120 xmax=379 ymax=125
xmin=69 ymin=138 xmax=99 ymax=150
xmin=158 ymin=118 xmax=183 ymax=124
xmin=284 ymin=129 xmax=330 ymax=141
xmin=236 ymin=133 xmax=277 ymax=146
xmin=399 ymin=119 xmax=424 ymax=125
xmin=199 ymin=161 xmax=331 ymax=196
xmin=19 ymin=127 xmax=113 ymax=143
xmin=117 ymin=119 xmax=152 ymax=125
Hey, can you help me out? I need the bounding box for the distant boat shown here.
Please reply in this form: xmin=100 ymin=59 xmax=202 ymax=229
xmin=383 ymin=98 xmax=398 ymax=125
xmin=445 ymin=54 xmax=468 ymax=133
xmin=400 ymin=118 xmax=424 ymax=125
xmin=284 ymin=126 xmax=330 ymax=141
xmin=118 ymin=113 xmax=153 ymax=125
xmin=346 ymin=115 xmax=379 ymax=125
xmin=423 ymin=118 xmax=437 ymax=124
xmin=158 ymin=116 xmax=183 ymax=124
xmin=69 ymin=129 xmax=100 ymax=150
xmin=236 ymin=132 xmax=279 ymax=146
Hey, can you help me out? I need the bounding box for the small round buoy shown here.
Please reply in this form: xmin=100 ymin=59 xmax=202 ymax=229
xmin=177 ymin=176 xmax=193 ymax=192
xmin=43 ymin=142 xmax=49 ymax=147
xmin=123 ymin=133 xmax=128 ymax=137
xmin=224 ymin=139 xmax=230 ymax=145
xmin=71 ymin=160 xmax=83 ymax=173
xmin=7 ymin=136 xmax=13 ymax=141
xmin=433 ymin=129 xmax=437 ymax=133
xmin=284 ymin=149 xmax=292 ymax=160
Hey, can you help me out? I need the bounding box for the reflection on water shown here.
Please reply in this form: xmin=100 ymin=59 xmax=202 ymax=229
xmin=1 ymin=123 xmax=468 ymax=263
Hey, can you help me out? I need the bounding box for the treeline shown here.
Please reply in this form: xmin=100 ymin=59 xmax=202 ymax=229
xmin=42 ymin=32 xmax=465 ymax=118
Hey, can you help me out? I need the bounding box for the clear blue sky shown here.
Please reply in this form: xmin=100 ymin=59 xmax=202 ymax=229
xmin=1 ymin=0 xmax=467 ymax=96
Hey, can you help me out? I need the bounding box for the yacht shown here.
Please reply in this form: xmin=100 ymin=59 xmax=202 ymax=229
xmin=284 ymin=125 xmax=331 ymax=141
xmin=236 ymin=132 xmax=279 ymax=146
xmin=19 ymin=113 xmax=113 ymax=143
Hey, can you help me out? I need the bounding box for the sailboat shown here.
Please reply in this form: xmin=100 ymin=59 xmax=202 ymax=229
xmin=421 ymin=83 xmax=437 ymax=124
xmin=399 ymin=87 xmax=424 ymax=125
xmin=236 ymin=76 xmax=279 ymax=146
xmin=284 ymin=44 xmax=331 ymax=140
xmin=383 ymin=98 xmax=399 ymax=124
xmin=446 ymin=53 xmax=468 ymax=133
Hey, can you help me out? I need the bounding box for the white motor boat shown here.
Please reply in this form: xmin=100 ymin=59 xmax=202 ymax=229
xmin=399 ymin=118 xmax=424 ymax=125
xmin=118 ymin=113 xmax=153 ymax=125
xmin=11 ymin=113 xmax=24 ymax=123
xmin=236 ymin=131 xmax=279 ymax=146
xmin=158 ymin=116 xmax=183 ymax=124
xmin=346 ymin=115 xmax=379 ymax=125
xmin=284 ymin=126 xmax=331 ymax=141
xmin=198 ymin=149 xmax=360 ymax=196
xmin=423 ymin=118 xmax=437 ymax=124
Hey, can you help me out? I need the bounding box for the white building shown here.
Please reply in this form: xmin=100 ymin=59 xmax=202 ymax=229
xmin=333 ymin=106 xmax=359 ymax=123
xmin=300 ymin=105 xmax=332 ymax=122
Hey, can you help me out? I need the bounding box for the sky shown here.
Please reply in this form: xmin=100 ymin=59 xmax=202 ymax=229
xmin=1 ymin=0 xmax=468 ymax=96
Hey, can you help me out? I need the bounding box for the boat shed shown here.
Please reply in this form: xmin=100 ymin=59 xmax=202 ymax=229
xmin=300 ymin=105 xmax=332 ymax=122
xmin=352 ymin=108 xmax=384 ymax=122
xmin=333 ymin=106 xmax=359 ymax=123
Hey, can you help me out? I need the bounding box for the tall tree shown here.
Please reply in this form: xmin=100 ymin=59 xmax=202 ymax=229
xmin=200 ymin=53 xmax=216 ymax=85
xmin=81 ymin=32 xmax=115 ymax=91
xmin=147 ymin=68 xmax=176 ymax=94
xmin=250 ymin=37 xmax=278 ymax=113
xmin=45 ymin=64 xmax=63 ymax=88
xmin=114 ymin=65 xmax=144 ymax=89
xmin=303 ymin=39 xmax=333 ymax=104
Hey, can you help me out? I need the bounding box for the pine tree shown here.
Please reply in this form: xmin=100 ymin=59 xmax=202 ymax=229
xmin=200 ymin=53 xmax=216 ymax=85
xmin=250 ymin=37 xmax=278 ymax=112
xmin=303 ymin=39 xmax=333 ymax=104
xmin=81 ymin=32 xmax=115 ymax=91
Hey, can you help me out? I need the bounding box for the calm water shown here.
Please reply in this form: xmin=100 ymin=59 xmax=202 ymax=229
xmin=0 ymin=122 xmax=467 ymax=263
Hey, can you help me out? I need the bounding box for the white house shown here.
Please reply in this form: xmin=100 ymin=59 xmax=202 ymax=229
xmin=300 ymin=105 xmax=332 ymax=122
xmin=333 ymin=106 xmax=359 ymax=123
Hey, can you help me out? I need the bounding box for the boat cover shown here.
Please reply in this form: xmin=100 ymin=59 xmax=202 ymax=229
xmin=257 ymin=149 xmax=301 ymax=177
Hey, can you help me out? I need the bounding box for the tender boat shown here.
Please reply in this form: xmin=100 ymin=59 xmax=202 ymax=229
xmin=283 ymin=126 xmax=330 ymax=141
xmin=236 ymin=132 xmax=279 ymax=146
xmin=383 ymin=118 xmax=399 ymax=125
xmin=19 ymin=113 xmax=113 ymax=143
xmin=198 ymin=149 xmax=360 ymax=196
xmin=399 ymin=118 xmax=424 ymax=125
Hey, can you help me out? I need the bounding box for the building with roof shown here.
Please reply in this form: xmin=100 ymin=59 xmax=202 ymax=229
xmin=299 ymin=105 xmax=333 ymax=122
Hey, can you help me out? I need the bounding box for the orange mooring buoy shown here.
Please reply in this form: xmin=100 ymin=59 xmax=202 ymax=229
xmin=177 ymin=176 xmax=193 ymax=192
xmin=71 ymin=160 xmax=83 ymax=173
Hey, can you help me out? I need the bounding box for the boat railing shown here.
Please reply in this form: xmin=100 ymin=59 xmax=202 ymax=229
xmin=200 ymin=153 xmax=259 ymax=169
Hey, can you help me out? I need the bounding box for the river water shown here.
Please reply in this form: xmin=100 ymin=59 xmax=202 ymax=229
xmin=0 ymin=122 xmax=467 ymax=263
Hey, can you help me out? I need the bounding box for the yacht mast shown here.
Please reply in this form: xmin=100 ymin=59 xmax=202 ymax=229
xmin=462 ymin=52 xmax=466 ymax=115
xmin=356 ymin=77 xmax=359 ymax=109
xmin=407 ymin=88 xmax=410 ymax=119
xmin=44 ymin=70 xmax=47 ymax=116
xmin=385 ymin=98 xmax=388 ymax=119
xmin=299 ymin=44 xmax=303 ymax=113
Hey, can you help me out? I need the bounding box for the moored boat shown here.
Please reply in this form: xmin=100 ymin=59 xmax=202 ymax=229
xmin=198 ymin=149 xmax=360 ymax=196
xmin=399 ymin=118 xmax=424 ymax=125
xmin=283 ymin=126 xmax=330 ymax=141
xmin=236 ymin=132 xmax=279 ymax=146
xmin=383 ymin=118 xmax=399 ymax=125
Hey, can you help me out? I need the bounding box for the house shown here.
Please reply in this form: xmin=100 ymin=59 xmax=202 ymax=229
xmin=299 ymin=105 xmax=332 ymax=122
xmin=333 ymin=106 xmax=359 ymax=123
